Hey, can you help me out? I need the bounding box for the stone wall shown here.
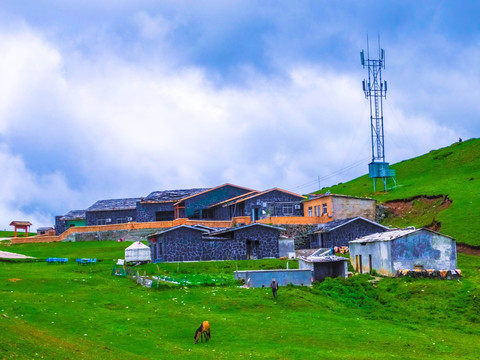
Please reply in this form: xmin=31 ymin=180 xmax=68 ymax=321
xmin=244 ymin=190 xmax=304 ymax=219
xmin=63 ymin=227 xmax=163 ymax=242
xmin=55 ymin=216 xmax=66 ymax=236
xmin=85 ymin=209 xmax=137 ymax=226
xmin=136 ymin=202 xmax=174 ymax=222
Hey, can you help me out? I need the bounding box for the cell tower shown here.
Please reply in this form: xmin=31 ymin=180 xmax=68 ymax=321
xmin=360 ymin=37 xmax=396 ymax=191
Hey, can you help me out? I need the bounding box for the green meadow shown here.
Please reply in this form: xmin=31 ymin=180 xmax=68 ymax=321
xmin=320 ymin=138 xmax=480 ymax=246
xmin=1 ymin=241 xmax=479 ymax=359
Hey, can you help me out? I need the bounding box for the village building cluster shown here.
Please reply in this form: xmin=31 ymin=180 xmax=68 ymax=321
xmin=47 ymin=182 xmax=459 ymax=278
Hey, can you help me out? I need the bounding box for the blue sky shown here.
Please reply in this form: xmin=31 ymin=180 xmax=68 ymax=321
xmin=0 ymin=1 xmax=478 ymax=229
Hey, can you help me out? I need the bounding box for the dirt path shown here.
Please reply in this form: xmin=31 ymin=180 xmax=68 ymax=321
xmin=457 ymin=243 xmax=480 ymax=256
xmin=0 ymin=251 xmax=34 ymax=259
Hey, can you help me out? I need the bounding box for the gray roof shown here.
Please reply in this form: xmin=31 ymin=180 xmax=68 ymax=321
xmin=300 ymin=255 xmax=348 ymax=263
xmin=37 ymin=227 xmax=54 ymax=231
xmin=147 ymin=225 xmax=210 ymax=238
xmin=87 ymin=198 xmax=140 ymax=212
xmin=313 ymin=217 xmax=389 ymax=234
xmin=348 ymin=227 xmax=452 ymax=244
xmin=208 ymin=223 xmax=285 ymax=236
xmin=60 ymin=210 xmax=86 ymax=221
xmin=143 ymin=188 xmax=210 ymax=202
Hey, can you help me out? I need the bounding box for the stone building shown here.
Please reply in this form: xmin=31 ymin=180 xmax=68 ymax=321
xmin=349 ymin=228 xmax=457 ymax=276
xmin=136 ymin=188 xmax=209 ymax=222
xmin=55 ymin=210 xmax=86 ymax=235
xmin=85 ymin=198 xmax=140 ymax=226
xmin=147 ymin=223 xmax=283 ymax=262
xmin=173 ymin=183 xmax=255 ymax=219
xmin=307 ymin=217 xmax=389 ymax=248
xmin=211 ymin=188 xmax=305 ymax=221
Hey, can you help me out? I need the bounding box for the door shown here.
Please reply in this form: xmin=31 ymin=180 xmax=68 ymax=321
xmin=246 ymin=240 xmax=252 ymax=260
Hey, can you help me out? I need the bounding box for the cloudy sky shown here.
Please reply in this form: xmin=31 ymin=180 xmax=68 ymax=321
xmin=0 ymin=1 xmax=478 ymax=229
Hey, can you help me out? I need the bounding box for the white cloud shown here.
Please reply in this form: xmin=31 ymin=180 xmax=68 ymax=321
xmin=0 ymin=23 xmax=464 ymax=230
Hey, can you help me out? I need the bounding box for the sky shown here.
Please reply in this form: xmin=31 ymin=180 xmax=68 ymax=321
xmin=0 ymin=1 xmax=479 ymax=230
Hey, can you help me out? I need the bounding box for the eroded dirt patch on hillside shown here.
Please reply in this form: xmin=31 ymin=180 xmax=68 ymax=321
xmin=456 ymin=243 xmax=480 ymax=256
xmin=380 ymin=195 xmax=452 ymax=231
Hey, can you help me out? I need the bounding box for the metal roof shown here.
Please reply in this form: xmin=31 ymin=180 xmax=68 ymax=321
xmin=209 ymin=191 xmax=259 ymax=208
xmin=87 ymin=198 xmax=141 ymax=212
xmin=230 ymin=188 xmax=306 ymax=205
xmin=143 ymin=188 xmax=210 ymax=203
xmin=173 ymin=183 xmax=256 ymax=205
xmin=348 ymin=227 xmax=453 ymax=244
xmin=60 ymin=210 xmax=86 ymax=221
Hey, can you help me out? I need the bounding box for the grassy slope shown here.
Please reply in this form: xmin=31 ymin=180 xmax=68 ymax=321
xmin=320 ymin=138 xmax=480 ymax=246
xmin=1 ymin=241 xmax=480 ymax=359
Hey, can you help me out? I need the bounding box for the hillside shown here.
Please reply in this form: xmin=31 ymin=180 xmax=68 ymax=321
xmin=318 ymin=138 xmax=480 ymax=246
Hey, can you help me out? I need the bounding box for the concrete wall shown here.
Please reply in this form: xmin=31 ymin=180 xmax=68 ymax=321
xmin=331 ymin=197 xmax=377 ymax=221
xmin=299 ymin=259 xmax=348 ymax=281
xmin=349 ymin=240 xmax=393 ymax=275
xmin=391 ymin=231 xmax=457 ymax=272
xmin=234 ymin=269 xmax=312 ymax=287
xmin=279 ymin=239 xmax=295 ymax=257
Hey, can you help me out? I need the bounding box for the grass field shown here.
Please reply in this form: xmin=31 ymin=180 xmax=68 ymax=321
xmin=1 ymin=241 xmax=479 ymax=359
xmin=319 ymin=138 xmax=480 ymax=246
xmin=0 ymin=230 xmax=36 ymax=238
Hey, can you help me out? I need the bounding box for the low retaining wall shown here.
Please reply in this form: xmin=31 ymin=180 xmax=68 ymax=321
xmin=234 ymin=269 xmax=312 ymax=288
xmin=397 ymin=269 xmax=462 ymax=280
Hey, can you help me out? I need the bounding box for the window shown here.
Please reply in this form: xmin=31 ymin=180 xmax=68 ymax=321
xmin=322 ymin=203 xmax=327 ymax=215
xmin=314 ymin=206 xmax=317 ymax=216
xmin=69 ymin=224 xmax=76 ymax=228
xmin=283 ymin=204 xmax=293 ymax=216
xmin=97 ymin=219 xmax=106 ymax=225
xmin=116 ymin=218 xmax=127 ymax=224
xmin=156 ymin=211 xmax=174 ymax=221
xmin=308 ymin=207 xmax=313 ymax=217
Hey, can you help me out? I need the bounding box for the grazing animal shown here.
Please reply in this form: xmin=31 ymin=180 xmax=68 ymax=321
xmin=194 ymin=321 xmax=211 ymax=343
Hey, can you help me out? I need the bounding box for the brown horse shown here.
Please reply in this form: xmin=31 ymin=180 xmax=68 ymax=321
xmin=194 ymin=321 xmax=211 ymax=343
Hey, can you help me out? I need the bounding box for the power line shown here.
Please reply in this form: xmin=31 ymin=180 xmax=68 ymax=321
xmin=288 ymin=156 xmax=370 ymax=192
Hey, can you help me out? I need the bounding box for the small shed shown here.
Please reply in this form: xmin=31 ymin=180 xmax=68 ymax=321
xmin=37 ymin=227 xmax=55 ymax=236
xmin=125 ymin=241 xmax=151 ymax=263
xmin=349 ymin=228 xmax=457 ymax=276
xmin=298 ymin=255 xmax=348 ymax=281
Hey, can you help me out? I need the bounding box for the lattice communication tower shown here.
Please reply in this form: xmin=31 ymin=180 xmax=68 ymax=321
xmin=361 ymin=38 xmax=396 ymax=191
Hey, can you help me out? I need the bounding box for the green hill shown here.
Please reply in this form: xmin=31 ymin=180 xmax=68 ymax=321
xmin=318 ymin=138 xmax=480 ymax=246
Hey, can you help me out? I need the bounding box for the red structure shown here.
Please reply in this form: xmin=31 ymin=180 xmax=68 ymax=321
xmin=9 ymin=221 xmax=32 ymax=238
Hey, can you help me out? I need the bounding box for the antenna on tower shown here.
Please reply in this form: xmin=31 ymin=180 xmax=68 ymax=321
xmin=360 ymin=35 xmax=396 ymax=192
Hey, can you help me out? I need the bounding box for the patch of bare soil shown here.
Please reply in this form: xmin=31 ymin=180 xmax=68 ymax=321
xmin=456 ymin=243 xmax=480 ymax=256
xmin=383 ymin=195 xmax=451 ymax=217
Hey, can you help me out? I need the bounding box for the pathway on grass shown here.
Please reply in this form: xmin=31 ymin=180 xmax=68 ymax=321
xmin=0 ymin=251 xmax=34 ymax=259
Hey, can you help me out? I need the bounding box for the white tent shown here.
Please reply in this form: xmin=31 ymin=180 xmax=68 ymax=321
xmin=125 ymin=241 xmax=151 ymax=262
